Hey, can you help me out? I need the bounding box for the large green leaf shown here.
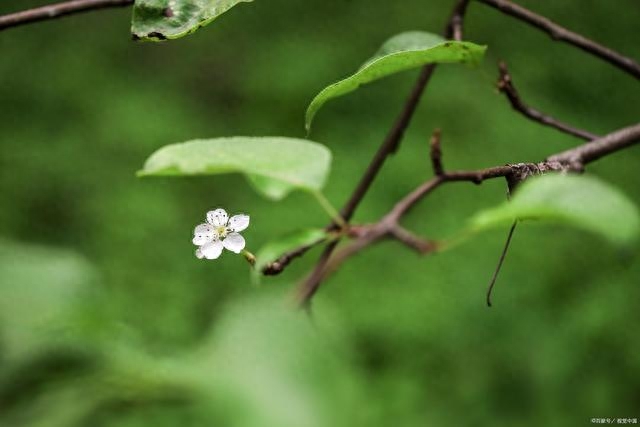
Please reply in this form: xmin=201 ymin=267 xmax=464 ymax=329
xmin=139 ymin=137 xmax=332 ymax=200
xmin=471 ymin=174 xmax=640 ymax=244
xmin=131 ymin=0 xmax=252 ymax=41
xmin=305 ymin=31 xmax=486 ymax=131
xmin=252 ymin=228 xmax=327 ymax=283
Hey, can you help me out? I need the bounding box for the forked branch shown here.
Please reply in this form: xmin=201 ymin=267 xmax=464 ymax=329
xmin=496 ymin=61 xmax=599 ymax=141
xmin=295 ymin=122 xmax=640 ymax=305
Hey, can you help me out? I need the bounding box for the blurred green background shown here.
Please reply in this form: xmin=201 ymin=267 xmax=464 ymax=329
xmin=1 ymin=0 xmax=639 ymax=425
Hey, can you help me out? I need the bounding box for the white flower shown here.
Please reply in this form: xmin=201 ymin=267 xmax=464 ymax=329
xmin=193 ymin=208 xmax=250 ymax=260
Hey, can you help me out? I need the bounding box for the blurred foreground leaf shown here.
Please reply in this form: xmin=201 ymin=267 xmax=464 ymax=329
xmin=305 ymin=31 xmax=486 ymax=131
xmin=252 ymin=228 xmax=327 ymax=283
xmin=471 ymin=174 xmax=640 ymax=244
xmin=131 ymin=0 xmax=253 ymax=41
xmin=139 ymin=137 xmax=332 ymax=200
xmin=0 ymin=240 xmax=97 ymax=361
xmin=194 ymin=296 xmax=363 ymax=427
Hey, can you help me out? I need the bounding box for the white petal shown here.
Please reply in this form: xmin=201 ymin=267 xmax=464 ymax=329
xmin=228 ymin=214 xmax=250 ymax=232
xmin=222 ymin=232 xmax=245 ymax=254
xmin=192 ymin=224 xmax=217 ymax=246
xmin=195 ymin=248 xmax=205 ymax=259
xmin=207 ymin=208 xmax=228 ymax=226
xmin=200 ymin=240 xmax=224 ymax=260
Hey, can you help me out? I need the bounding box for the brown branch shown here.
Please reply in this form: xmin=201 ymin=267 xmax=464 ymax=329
xmin=391 ymin=226 xmax=437 ymax=254
xmin=312 ymin=228 xmax=390 ymax=287
xmin=295 ymin=0 xmax=474 ymax=307
xmin=446 ymin=0 xmax=471 ymax=41
xmin=337 ymin=65 xmax=437 ymax=224
xmin=296 ymin=240 xmax=340 ymax=306
xmin=262 ymin=237 xmax=327 ymax=276
xmin=296 ymin=66 xmax=437 ymax=305
xmin=477 ymin=0 xmax=640 ymax=79
xmin=395 ymin=122 xmax=640 ymax=221
xmin=271 ymin=1 xmax=639 ymax=307
xmin=304 ymin=122 xmax=640 ymax=288
xmin=548 ymin=122 xmax=640 ymax=165
xmin=486 ymin=220 xmax=517 ymax=307
xmin=496 ymin=61 xmax=599 ymax=141
xmin=429 ymin=129 xmax=444 ymax=176
xmin=0 ymin=0 xmax=132 ymax=31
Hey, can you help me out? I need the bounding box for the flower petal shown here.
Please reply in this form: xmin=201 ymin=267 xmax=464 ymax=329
xmin=192 ymin=224 xmax=217 ymax=246
xmin=228 ymin=214 xmax=250 ymax=232
xmin=207 ymin=208 xmax=228 ymax=226
xmin=195 ymin=248 xmax=205 ymax=259
xmin=200 ymin=240 xmax=224 ymax=260
xmin=222 ymin=232 xmax=245 ymax=253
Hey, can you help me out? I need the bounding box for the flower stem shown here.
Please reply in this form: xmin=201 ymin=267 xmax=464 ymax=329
xmin=241 ymin=249 xmax=256 ymax=267
xmin=311 ymin=191 xmax=347 ymax=229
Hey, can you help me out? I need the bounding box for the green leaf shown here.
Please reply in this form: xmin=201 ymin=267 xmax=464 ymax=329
xmin=305 ymin=31 xmax=487 ymax=131
xmin=139 ymin=137 xmax=332 ymax=200
xmin=471 ymin=174 xmax=640 ymax=244
xmin=252 ymin=229 xmax=327 ymax=283
xmin=131 ymin=0 xmax=253 ymax=41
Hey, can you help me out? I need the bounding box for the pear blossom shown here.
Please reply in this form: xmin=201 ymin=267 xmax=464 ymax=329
xmin=193 ymin=208 xmax=250 ymax=260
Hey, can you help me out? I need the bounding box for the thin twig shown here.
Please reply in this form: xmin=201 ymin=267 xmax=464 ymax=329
xmin=262 ymin=237 xmax=327 ymax=275
xmin=477 ymin=0 xmax=640 ymax=79
xmin=486 ymin=220 xmax=517 ymax=307
xmin=429 ymin=129 xmax=444 ymax=176
xmin=548 ymin=122 xmax=640 ymax=165
xmin=391 ymin=226 xmax=436 ymax=254
xmin=0 ymin=0 xmax=132 ymax=31
xmin=297 ymin=240 xmax=340 ymax=307
xmin=315 ymin=230 xmax=389 ymax=285
xmin=447 ymin=0 xmax=471 ymax=41
xmin=396 ymin=122 xmax=640 ymax=220
xmin=338 ymin=65 xmax=437 ymax=223
xmin=496 ymin=61 xmax=599 ymax=140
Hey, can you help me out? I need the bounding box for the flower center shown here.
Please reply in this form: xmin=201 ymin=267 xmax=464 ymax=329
xmin=216 ymin=226 xmax=228 ymax=238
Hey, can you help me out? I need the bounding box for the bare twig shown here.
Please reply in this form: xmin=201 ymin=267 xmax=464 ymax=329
xmin=297 ymin=240 xmax=340 ymax=306
xmin=429 ymin=129 xmax=444 ymax=176
xmin=304 ymin=122 xmax=640 ymax=288
xmin=447 ymin=0 xmax=471 ymax=41
xmin=477 ymin=0 xmax=640 ymax=79
xmin=314 ymin=229 xmax=390 ymax=285
xmin=262 ymin=237 xmax=327 ymax=275
xmin=391 ymin=226 xmax=437 ymax=254
xmin=486 ymin=221 xmax=517 ymax=307
xmin=338 ymin=66 xmax=437 ymax=224
xmin=0 ymin=0 xmax=132 ymax=31
xmin=496 ymin=61 xmax=599 ymax=140
xmin=396 ymin=123 xmax=640 ymax=221
xmin=293 ymin=122 xmax=640 ymax=305
xmin=548 ymin=122 xmax=640 ymax=165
